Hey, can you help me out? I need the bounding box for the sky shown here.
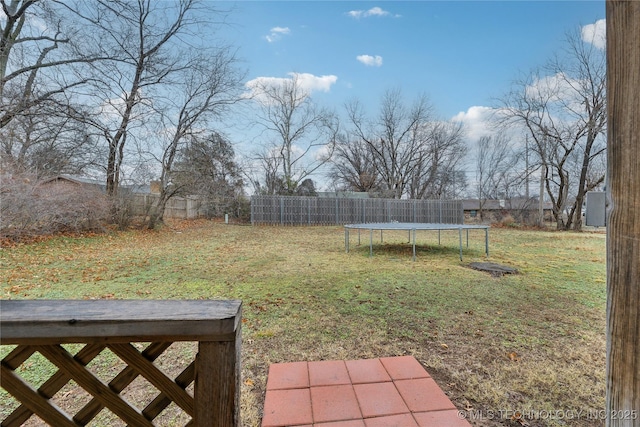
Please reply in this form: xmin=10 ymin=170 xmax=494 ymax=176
xmin=217 ymin=1 xmax=606 ymax=190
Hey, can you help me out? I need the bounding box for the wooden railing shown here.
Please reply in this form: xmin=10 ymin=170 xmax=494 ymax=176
xmin=0 ymin=300 xmax=242 ymax=426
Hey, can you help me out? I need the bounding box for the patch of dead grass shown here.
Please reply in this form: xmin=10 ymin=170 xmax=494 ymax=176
xmin=1 ymin=221 xmax=606 ymax=426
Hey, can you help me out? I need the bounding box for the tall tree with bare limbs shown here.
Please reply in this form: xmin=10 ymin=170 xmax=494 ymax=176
xmin=342 ymin=89 xmax=465 ymax=199
xmin=61 ymin=0 xmax=223 ymax=196
xmin=1 ymin=0 xmax=106 ymax=175
xmin=248 ymin=73 xmax=338 ymax=195
xmin=329 ymin=133 xmax=380 ymax=193
xmin=138 ymin=50 xmax=244 ymax=228
xmin=345 ymin=89 xmax=434 ymax=199
xmin=499 ymin=25 xmax=607 ymax=230
xmin=407 ymin=120 xmax=466 ymax=200
xmin=475 ymin=133 xmax=519 ymax=220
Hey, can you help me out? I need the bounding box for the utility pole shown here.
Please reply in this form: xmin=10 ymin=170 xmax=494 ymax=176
xmin=525 ymin=134 xmax=530 ymax=199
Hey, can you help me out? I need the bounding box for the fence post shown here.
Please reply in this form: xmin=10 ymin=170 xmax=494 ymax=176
xmin=195 ymin=315 xmax=242 ymax=427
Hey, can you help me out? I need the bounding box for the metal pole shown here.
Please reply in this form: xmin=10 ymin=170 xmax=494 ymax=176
xmin=485 ymin=228 xmax=489 ymax=257
xmin=466 ymin=229 xmax=469 ymax=248
xmin=369 ymin=229 xmax=373 ymax=257
xmin=345 ymin=228 xmax=349 ymax=253
xmin=412 ymin=229 xmax=416 ymax=261
xmin=458 ymin=227 xmax=463 ymax=261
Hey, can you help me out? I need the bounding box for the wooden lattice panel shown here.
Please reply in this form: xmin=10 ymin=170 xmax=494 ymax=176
xmin=1 ymin=342 xmax=196 ymax=426
xmin=0 ymin=300 xmax=242 ymax=427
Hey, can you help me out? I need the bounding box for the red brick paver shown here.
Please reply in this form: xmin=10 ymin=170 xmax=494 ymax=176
xmin=262 ymin=356 xmax=471 ymax=427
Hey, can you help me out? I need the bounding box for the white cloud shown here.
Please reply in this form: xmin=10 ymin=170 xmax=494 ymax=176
xmin=244 ymin=72 xmax=338 ymax=100
xmin=363 ymin=6 xmax=388 ymax=17
xmin=452 ymin=106 xmax=497 ymax=142
xmin=581 ymin=19 xmax=606 ymax=50
xmin=525 ymin=72 xmax=582 ymax=108
xmin=347 ymin=7 xmax=399 ymax=19
xmin=265 ymin=26 xmax=291 ymax=43
xmin=314 ymin=143 xmax=334 ymax=162
xmin=292 ymin=72 xmax=338 ymax=93
xmin=356 ymin=55 xmax=383 ymax=67
xmin=452 ymin=106 xmax=522 ymax=185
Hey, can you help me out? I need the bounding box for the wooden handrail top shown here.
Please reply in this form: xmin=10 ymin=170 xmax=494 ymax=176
xmin=0 ymin=300 xmax=242 ymax=345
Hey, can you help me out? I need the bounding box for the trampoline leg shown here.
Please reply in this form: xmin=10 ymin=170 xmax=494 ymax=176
xmin=485 ymin=229 xmax=489 ymax=257
xmin=412 ymin=229 xmax=416 ymax=261
xmin=466 ymin=229 xmax=469 ymax=248
xmin=458 ymin=228 xmax=463 ymax=261
xmin=358 ymin=229 xmax=361 ymax=246
xmin=438 ymin=230 xmax=441 ymax=245
xmin=370 ymin=229 xmax=373 ymax=257
xmin=345 ymin=228 xmax=349 ymax=253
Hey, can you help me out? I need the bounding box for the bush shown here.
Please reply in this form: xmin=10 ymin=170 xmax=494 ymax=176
xmin=1 ymin=173 xmax=110 ymax=241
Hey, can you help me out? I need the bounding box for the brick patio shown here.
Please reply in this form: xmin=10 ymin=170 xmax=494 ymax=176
xmin=261 ymin=356 xmax=471 ymax=427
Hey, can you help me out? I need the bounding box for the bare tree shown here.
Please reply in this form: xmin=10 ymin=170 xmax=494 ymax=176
xmin=0 ymin=0 xmax=105 ymax=129
xmin=329 ymin=133 xmax=380 ymax=193
xmin=345 ymin=89 xmax=433 ymax=198
xmin=249 ymin=73 xmax=338 ymax=195
xmin=59 ymin=0 xmax=219 ymax=197
xmin=345 ymin=89 xmax=466 ymax=199
xmin=499 ymin=26 xmax=606 ymax=230
xmin=408 ymin=120 xmax=467 ymax=199
xmin=475 ymin=133 xmax=516 ymax=220
xmin=140 ymin=50 xmax=244 ymax=227
xmin=248 ymin=144 xmax=286 ymax=195
xmin=1 ymin=1 xmax=107 ymax=175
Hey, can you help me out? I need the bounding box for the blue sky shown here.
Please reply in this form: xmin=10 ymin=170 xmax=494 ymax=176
xmin=218 ymin=1 xmax=606 ymax=189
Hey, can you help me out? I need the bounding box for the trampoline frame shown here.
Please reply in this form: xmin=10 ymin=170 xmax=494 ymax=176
xmin=344 ymin=222 xmax=490 ymax=261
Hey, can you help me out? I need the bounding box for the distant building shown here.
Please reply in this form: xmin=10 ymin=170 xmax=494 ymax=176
xmin=462 ymin=198 xmax=553 ymax=223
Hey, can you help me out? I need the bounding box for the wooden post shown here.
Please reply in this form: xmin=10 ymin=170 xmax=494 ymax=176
xmin=195 ymin=321 xmax=242 ymax=427
xmin=605 ymin=2 xmax=640 ymax=425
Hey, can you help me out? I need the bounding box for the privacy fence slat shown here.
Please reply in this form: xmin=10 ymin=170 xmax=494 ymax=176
xmin=251 ymin=196 xmax=463 ymax=225
xmin=130 ymin=195 xmax=206 ymax=219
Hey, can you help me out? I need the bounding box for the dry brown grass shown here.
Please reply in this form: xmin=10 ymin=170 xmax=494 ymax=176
xmin=1 ymin=220 xmax=607 ymax=426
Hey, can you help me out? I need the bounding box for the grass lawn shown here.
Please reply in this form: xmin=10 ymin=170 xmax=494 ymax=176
xmin=1 ymin=220 xmax=606 ymax=426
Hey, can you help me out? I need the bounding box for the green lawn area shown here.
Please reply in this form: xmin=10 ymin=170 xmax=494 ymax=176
xmin=1 ymin=221 xmax=607 ymax=426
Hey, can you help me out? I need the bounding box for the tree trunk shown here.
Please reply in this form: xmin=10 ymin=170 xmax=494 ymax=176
xmin=605 ymin=2 xmax=640 ymax=425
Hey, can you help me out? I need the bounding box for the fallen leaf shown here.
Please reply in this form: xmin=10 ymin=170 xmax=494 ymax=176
xmin=507 ymin=351 xmax=519 ymax=361
xmin=440 ymin=343 xmax=449 ymax=350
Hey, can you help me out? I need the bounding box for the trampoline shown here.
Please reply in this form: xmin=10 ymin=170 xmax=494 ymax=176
xmin=344 ymin=222 xmax=490 ymax=261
